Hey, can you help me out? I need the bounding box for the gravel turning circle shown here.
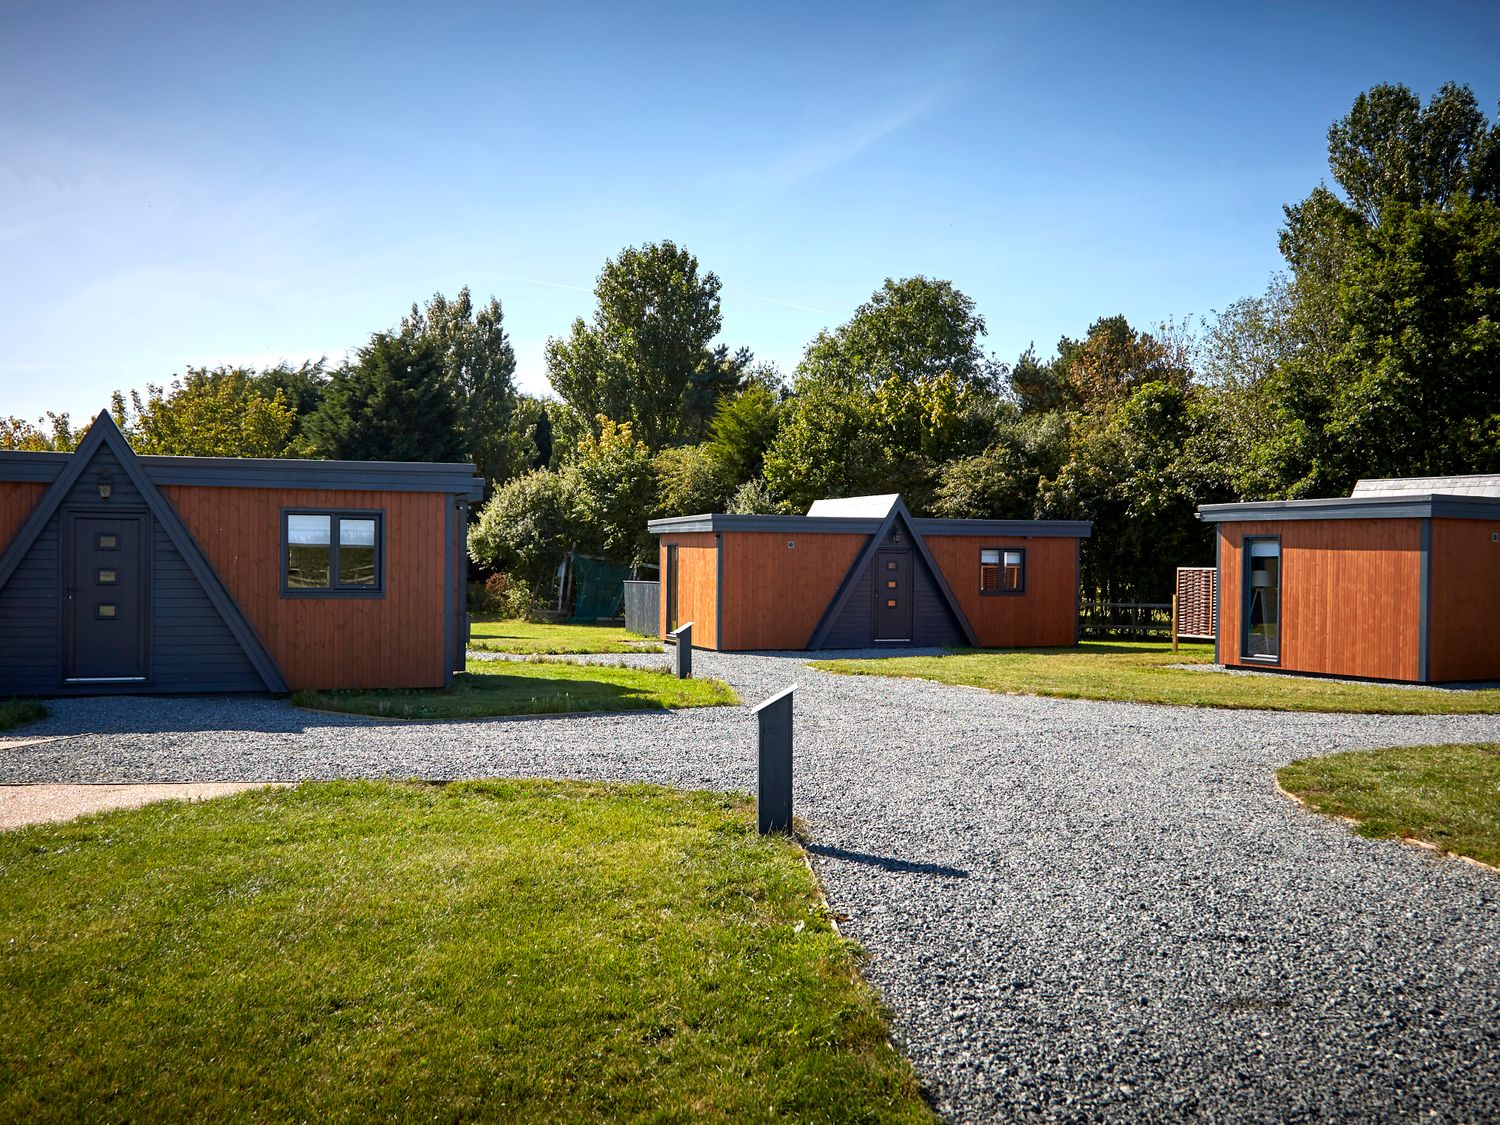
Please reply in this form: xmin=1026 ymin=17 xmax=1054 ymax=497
xmin=5 ymin=651 xmax=1500 ymax=1122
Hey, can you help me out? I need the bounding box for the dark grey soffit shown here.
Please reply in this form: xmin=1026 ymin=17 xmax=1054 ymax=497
xmin=1198 ymin=494 xmax=1500 ymax=523
xmin=0 ymin=450 xmax=485 ymax=499
xmin=647 ymin=514 xmax=1093 ymax=538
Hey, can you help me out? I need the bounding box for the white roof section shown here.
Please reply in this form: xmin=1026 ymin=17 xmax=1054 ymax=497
xmin=806 ymin=494 xmax=900 ymax=518
xmin=1352 ymin=474 xmax=1500 ymax=498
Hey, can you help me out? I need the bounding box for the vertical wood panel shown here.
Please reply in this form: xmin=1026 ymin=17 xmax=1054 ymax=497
xmin=1427 ymin=517 xmax=1500 ymax=682
xmin=925 ymin=535 xmax=1079 ymax=648
xmin=164 ymin=485 xmax=449 ymax=690
xmin=0 ymin=482 xmax=47 ymax=552
xmin=719 ymin=532 xmax=868 ymax=650
xmin=657 ymin=533 xmax=718 ymax=648
xmin=1218 ymin=519 xmax=1421 ymax=681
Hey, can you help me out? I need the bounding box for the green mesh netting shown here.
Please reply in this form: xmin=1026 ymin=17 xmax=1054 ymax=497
xmin=569 ymin=553 xmax=632 ymax=622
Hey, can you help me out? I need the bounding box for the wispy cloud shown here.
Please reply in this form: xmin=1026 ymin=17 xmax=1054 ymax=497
xmin=727 ymin=89 xmax=947 ymax=196
xmin=491 ymin=273 xmax=593 ymax=295
xmin=732 ymin=290 xmax=829 ymax=317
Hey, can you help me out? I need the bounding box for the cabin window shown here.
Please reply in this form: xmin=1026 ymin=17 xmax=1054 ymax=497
xmin=980 ymin=547 xmax=1025 ymax=595
xmin=282 ymin=510 xmax=384 ymax=597
xmin=1241 ymin=537 xmax=1280 ymax=660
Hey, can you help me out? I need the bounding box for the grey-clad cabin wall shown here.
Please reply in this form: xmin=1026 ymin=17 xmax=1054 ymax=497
xmin=821 ymin=561 xmax=874 ymax=647
xmin=150 ymin=523 xmax=264 ymax=692
xmin=910 ymin=556 xmax=965 ymax=646
xmin=0 ymin=517 xmax=61 ymax=694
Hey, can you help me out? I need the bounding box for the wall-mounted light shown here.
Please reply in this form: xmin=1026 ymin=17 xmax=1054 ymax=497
xmin=97 ymin=469 xmax=112 ymax=501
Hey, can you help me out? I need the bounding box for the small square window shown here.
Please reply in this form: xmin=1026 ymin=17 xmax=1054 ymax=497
xmin=887 ymin=561 xmax=897 ymax=570
xmin=886 ymin=598 xmax=897 ymax=608
xmin=886 ymin=579 xmax=897 ymax=588
xmin=97 ymin=604 xmax=117 ymax=619
xmin=283 ymin=511 xmax=384 ymax=597
xmin=98 ymin=569 xmax=117 ymax=585
xmin=980 ymin=547 xmax=1025 ymax=595
xmin=97 ymin=534 xmax=118 ymax=550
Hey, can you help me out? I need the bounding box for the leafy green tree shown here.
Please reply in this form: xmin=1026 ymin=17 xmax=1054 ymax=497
xmin=1007 ymin=345 xmax=1068 ymax=414
xmin=126 ymin=370 xmax=298 ymax=457
xmin=1326 ymin=81 xmax=1499 ymax=223
xmin=546 ymin=242 xmax=748 ymax=449
xmin=933 ymin=412 xmax=1068 ymax=520
xmin=654 ymin=443 xmax=737 ymax=519
xmin=1053 ymin=315 xmax=1192 ymax=410
xmin=401 ymin=288 xmax=519 ymax=486
xmin=1261 ymin=82 xmax=1500 ymax=495
xmin=1039 ymin=381 xmax=1214 ymax=600
xmin=725 ymin=478 xmax=793 ymax=515
xmin=798 ymin=276 xmax=997 ymax=390
xmin=2 ymin=412 xmax=82 ymax=452
xmin=705 ymin=375 xmax=783 ymax=484
xmin=304 ymin=334 xmax=465 ymax=462
xmin=467 ymin=469 xmax=575 ymax=588
xmin=252 ymin=360 xmax=329 ymax=448
xmin=567 ymin=417 xmax=659 ymax=563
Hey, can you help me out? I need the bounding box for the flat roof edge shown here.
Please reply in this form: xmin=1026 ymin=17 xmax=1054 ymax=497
xmin=0 ymin=450 xmax=485 ymax=498
xmin=1198 ymin=495 xmax=1500 ymax=522
xmin=647 ymin=514 xmax=1093 ymax=537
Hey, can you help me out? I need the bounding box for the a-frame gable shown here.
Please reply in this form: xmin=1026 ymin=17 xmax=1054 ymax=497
xmin=0 ymin=411 xmax=288 ymax=692
xmin=807 ymin=497 xmax=978 ymax=649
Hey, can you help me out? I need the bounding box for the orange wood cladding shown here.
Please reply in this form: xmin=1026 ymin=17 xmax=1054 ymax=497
xmin=658 ymin=533 xmax=719 ymax=648
xmin=719 ymin=532 xmax=868 ymax=650
xmin=1218 ymin=519 xmax=1421 ymax=681
xmin=1427 ymin=517 xmax=1500 ymax=682
xmin=164 ymin=485 xmax=449 ymax=690
xmin=925 ymin=534 xmax=1079 ymax=647
xmin=0 ymin=482 xmax=46 ymax=552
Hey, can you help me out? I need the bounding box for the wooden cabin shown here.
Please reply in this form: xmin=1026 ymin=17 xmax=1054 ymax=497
xmin=0 ymin=411 xmax=483 ymax=695
xmin=1199 ymin=475 xmax=1500 ymax=683
xmin=647 ymin=494 xmax=1091 ymax=651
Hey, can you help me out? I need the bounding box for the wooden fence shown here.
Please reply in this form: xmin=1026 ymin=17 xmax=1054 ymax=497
xmin=623 ymin=580 xmax=660 ymax=638
xmin=1078 ymin=600 xmax=1173 ymax=639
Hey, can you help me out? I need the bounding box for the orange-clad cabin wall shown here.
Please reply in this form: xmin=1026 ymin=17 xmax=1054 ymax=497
xmin=658 ymin=533 xmax=719 ymax=648
xmin=719 ymin=532 xmax=868 ymax=650
xmin=1218 ymin=519 xmax=1421 ymax=682
xmin=1427 ymin=517 xmax=1500 ymax=682
xmin=0 ymin=482 xmax=47 ymax=553
xmin=164 ymin=485 xmax=449 ymax=690
xmin=925 ymin=534 xmax=1079 ymax=648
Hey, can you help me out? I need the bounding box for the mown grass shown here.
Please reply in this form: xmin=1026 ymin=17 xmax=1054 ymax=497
xmin=294 ymin=657 xmax=737 ymax=720
xmin=0 ymin=699 xmax=47 ymax=732
xmin=0 ymin=780 xmax=933 ymax=1122
xmin=1278 ymin=744 xmax=1500 ymax=869
xmin=469 ymin=617 xmax=662 ymax=654
xmin=811 ymin=641 xmax=1500 ymax=714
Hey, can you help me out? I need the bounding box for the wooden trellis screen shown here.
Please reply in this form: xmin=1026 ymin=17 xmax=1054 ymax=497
xmin=1172 ymin=567 xmax=1218 ymax=644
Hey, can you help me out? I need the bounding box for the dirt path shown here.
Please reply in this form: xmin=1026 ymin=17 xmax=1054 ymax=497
xmin=0 ymin=783 xmax=287 ymax=831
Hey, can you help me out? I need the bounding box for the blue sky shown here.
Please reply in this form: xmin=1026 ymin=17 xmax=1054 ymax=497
xmin=2 ymin=1 xmax=1496 ymax=423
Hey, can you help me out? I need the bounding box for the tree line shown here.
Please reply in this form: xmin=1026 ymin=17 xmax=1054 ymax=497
xmin=7 ymin=82 xmax=1498 ymax=606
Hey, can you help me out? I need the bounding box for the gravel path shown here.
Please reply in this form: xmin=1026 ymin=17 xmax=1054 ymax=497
xmin=4 ymin=651 xmax=1500 ymax=1122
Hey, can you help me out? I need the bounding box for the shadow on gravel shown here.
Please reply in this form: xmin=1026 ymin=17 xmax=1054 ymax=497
xmin=808 ymin=843 xmax=969 ymax=879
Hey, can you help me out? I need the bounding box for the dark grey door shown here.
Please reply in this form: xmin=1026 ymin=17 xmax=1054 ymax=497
xmin=873 ymin=550 xmax=913 ymax=642
xmin=65 ymin=514 xmax=147 ymax=682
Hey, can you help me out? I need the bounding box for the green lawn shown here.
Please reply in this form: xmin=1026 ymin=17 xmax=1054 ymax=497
xmin=295 ymin=657 xmax=737 ymax=720
xmin=1278 ymin=744 xmax=1500 ymax=870
xmin=0 ymin=699 xmax=47 ymax=732
xmin=469 ymin=617 xmax=662 ymax=654
xmin=0 ymin=780 xmax=932 ymax=1122
xmin=811 ymin=642 xmax=1500 ymax=714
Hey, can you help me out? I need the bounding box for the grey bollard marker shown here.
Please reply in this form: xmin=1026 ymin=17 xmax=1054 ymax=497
xmin=754 ymin=685 xmax=795 ymax=834
xmin=670 ymin=622 xmax=693 ymax=678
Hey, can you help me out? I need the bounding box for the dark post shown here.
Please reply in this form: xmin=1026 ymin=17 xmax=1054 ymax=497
xmin=754 ymin=685 xmax=795 ymax=834
xmin=670 ymin=622 xmax=693 ymax=679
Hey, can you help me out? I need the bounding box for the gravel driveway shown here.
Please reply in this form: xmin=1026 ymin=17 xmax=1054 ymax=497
xmin=4 ymin=651 xmax=1499 ymax=1123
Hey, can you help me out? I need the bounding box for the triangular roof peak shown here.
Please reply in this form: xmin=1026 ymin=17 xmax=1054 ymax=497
xmin=807 ymin=493 xmax=901 ymax=518
xmin=0 ymin=406 xmax=287 ymax=692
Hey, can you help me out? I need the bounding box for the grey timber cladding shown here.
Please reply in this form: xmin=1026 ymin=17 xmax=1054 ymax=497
xmin=0 ymin=413 xmax=287 ymax=695
xmin=151 ymin=522 xmax=263 ymax=692
xmin=1198 ymin=495 xmax=1500 ymax=522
